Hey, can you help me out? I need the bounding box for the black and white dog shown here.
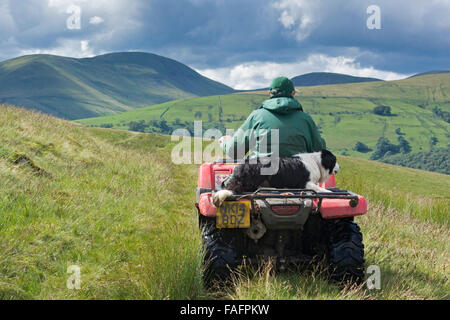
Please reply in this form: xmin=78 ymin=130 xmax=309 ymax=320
xmin=213 ymin=150 xmax=340 ymax=207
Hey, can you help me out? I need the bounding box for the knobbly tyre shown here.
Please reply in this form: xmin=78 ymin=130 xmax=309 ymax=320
xmin=195 ymin=159 xmax=367 ymax=288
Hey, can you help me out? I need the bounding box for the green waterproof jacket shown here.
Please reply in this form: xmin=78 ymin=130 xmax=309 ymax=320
xmin=222 ymin=97 xmax=326 ymax=159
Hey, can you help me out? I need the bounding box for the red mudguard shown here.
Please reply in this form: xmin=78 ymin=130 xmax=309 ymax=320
xmin=316 ymin=196 xmax=367 ymax=219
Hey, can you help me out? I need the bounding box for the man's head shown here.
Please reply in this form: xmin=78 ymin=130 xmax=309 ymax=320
xmin=269 ymin=77 xmax=295 ymax=98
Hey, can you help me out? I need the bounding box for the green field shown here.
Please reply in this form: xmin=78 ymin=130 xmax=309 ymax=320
xmin=78 ymin=73 xmax=450 ymax=161
xmin=1 ymin=105 xmax=448 ymax=299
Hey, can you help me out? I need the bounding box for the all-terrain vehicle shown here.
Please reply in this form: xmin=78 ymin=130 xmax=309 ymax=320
xmin=195 ymin=159 xmax=367 ymax=287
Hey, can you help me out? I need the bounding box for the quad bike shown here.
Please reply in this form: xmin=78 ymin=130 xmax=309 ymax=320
xmin=195 ymin=159 xmax=367 ymax=287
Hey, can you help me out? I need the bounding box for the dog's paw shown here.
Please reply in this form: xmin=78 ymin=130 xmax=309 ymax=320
xmin=306 ymin=182 xmax=332 ymax=193
xmin=212 ymin=190 xmax=233 ymax=207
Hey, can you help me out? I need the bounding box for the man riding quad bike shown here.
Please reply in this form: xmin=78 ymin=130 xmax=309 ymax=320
xmin=195 ymin=77 xmax=366 ymax=287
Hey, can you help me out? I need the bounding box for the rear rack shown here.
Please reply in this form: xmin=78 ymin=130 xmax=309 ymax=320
xmin=214 ymin=158 xmax=245 ymax=164
xmin=224 ymin=187 xmax=360 ymax=211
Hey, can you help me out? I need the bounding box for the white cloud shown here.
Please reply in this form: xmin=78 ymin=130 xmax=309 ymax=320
xmin=20 ymin=38 xmax=97 ymax=58
xmin=0 ymin=2 xmax=16 ymax=33
xmin=272 ymin=0 xmax=321 ymax=41
xmin=279 ymin=10 xmax=296 ymax=29
xmin=80 ymin=40 xmax=89 ymax=54
xmin=196 ymin=54 xmax=411 ymax=90
xmin=318 ymin=55 xmax=411 ymax=81
xmin=89 ymin=16 xmax=104 ymax=25
xmin=48 ymin=0 xmax=87 ymax=7
xmin=47 ymin=0 xmax=88 ymax=12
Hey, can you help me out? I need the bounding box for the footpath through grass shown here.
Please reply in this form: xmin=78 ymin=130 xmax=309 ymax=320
xmin=0 ymin=105 xmax=448 ymax=299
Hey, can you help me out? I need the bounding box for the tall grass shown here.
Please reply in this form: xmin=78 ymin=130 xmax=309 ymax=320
xmin=226 ymin=203 xmax=449 ymax=300
xmin=0 ymin=105 xmax=205 ymax=299
xmin=337 ymin=156 xmax=449 ymax=225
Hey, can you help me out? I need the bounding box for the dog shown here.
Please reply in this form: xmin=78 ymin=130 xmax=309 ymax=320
xmin=213 ymin=150 xmax=340 ymax=207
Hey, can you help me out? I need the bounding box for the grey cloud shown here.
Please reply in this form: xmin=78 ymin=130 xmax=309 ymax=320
xmin=0 ymin=0 xmax=448 ymax=74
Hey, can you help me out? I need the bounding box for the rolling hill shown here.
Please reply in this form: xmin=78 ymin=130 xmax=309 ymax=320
xmin=0 ymin=52 xmax=234 ymax=120
xmin=77 ymin=73 xmax=450 ymax=171
xmin=410 ymin=70 xmax=450 ymax=78
xmin=0 ymin=104 xmax=448 ymax=299
xmin=291 ymin=72 xmax=382 ymax=86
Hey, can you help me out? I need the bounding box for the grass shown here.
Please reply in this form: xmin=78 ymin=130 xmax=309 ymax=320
xmin=226 ymin=203 xmax=449 ymax=300
xmin=337 ymin=156 xmax=449 ymax=225
xmin=0 ymin=105 xmax=448 ymax=299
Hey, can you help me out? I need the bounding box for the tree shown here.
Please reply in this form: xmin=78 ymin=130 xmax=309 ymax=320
xmin=354 ymin=141 xmax=372 ymax=153
xmin=397 ymin=136 xmax=411 ymax=154
xmin=194 ymin=111 xmax=202 ymax=119
xmin=432 ymin=107 xmax=450 ymax=123
xmin=395 ymin=128 xmax=405 ymax=136
xmin=430 ymin=136 xmax=439 ymax=148
xmin=128 ymin=120 xmax=147 ymax=132
xmin=333 ymin=115 xmax=341 ymax=126
xmin=157 ymin=120 xmax=170 ymax=133
xmin=372 ymin=105 xmax=393 ymax=116
xmin=370 ymin=137 xmax=400 ymax=160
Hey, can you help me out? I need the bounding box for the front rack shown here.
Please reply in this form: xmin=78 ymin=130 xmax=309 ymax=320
xmin=224 ymin=187 xmax=360 ymax=211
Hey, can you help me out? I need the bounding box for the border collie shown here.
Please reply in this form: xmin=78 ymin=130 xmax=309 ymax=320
xmin=213 ymin=150 xmax=340 ymax=207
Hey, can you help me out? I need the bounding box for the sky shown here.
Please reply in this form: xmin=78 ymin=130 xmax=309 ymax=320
xmin=0 ymin=0 xmax=449 ymax=89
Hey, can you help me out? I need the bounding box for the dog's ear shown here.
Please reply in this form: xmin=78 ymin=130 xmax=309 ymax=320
xmin=320 ymin=149 xmax=337 ymax=174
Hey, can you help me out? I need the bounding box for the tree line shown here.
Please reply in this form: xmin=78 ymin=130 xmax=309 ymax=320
xmin=353 ymin=130 xmax=448 ymax=175
xmin=379 ymin=148 xmax=449 ymax=175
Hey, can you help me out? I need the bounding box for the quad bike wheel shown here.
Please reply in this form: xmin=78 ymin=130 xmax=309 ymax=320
xmin=326 ymin=218 xmax=365 ymax=285
xmin=201 ymin=220 xmax=240 ymax=288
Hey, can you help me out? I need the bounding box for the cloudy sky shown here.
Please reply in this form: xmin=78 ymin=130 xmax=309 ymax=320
xmin=1 ymin=0 xmax=449 ymax=89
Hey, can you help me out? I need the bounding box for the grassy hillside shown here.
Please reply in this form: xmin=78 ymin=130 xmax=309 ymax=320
xmin=78 ymin=73 xmax=450 ymax=161
xmin=0 ymin=52 xmax=234 ymax=120
xmin=291 ymin=72 xmax=382 ymax=86
xmin=0 ymin=105 xmax=448 ymax=299
xmin=410 ymin=70 xmax=450 ymax=78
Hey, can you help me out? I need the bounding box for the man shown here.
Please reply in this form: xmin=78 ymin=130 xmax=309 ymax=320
xmin=219 ymin=76 xmax=326 ymax=160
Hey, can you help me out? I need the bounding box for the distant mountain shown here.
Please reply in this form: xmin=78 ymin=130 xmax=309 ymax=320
xmin=409 ymin=70 xmax=450 ymax=78
xmin=0 ymin=52 xmax=235 ymax=120
xmin=291 ymin=72 xmax=382 ymax=86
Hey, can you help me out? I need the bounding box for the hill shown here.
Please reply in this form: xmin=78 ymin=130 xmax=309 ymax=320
xmin=0 ymin=104 xmax=448 ymax=299
xmin=410 ymin=70 xmax=450 ymax=78
xmin=0 ymin=52 xmax=234 ymax=120
xmin=291 ymin=72 xmax=382 ymax=86
xmin=77 ymin=73 xmax=450 ymax=171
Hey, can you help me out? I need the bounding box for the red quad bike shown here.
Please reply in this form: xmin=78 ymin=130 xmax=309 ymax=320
xmin=195 ymin=160 xmax=368 ymax=287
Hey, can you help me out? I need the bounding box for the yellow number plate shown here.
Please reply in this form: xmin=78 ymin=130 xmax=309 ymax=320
xmin=216 ymin=201 xmax=251 ymax=229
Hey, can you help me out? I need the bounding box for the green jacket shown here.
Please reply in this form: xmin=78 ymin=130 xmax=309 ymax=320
xmin=222 ymin=97 xmax=326 ymax=159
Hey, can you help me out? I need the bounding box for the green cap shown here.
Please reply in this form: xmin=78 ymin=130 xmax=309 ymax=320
xmin=269 ymin=77 xmax=295 ymax=98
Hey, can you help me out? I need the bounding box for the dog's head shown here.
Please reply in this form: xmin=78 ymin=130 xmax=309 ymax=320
xmin=320 ymin=149 xmax=340 ymax=176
